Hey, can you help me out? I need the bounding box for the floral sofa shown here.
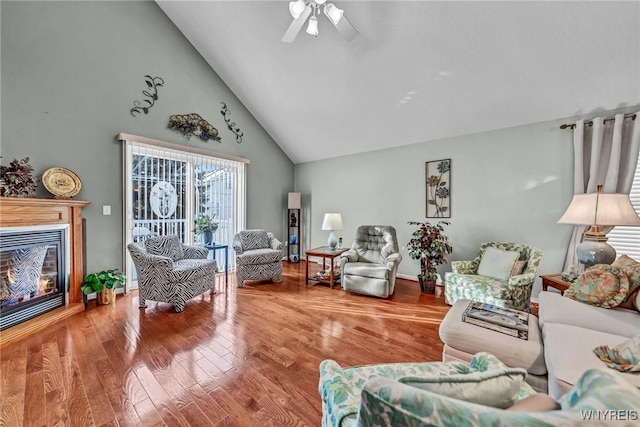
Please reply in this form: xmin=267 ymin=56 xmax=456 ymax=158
xmin=319 ymin=352 xmax=640 ymax=427
xmin=444 ymin=242 xmax=543 ymax=311
xmin=127 ymin=235 xmax=216 ymax=312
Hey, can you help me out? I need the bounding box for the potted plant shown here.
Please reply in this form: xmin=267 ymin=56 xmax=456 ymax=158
xmin=81 ymin=269 xmax=125 ymax=305
xmin=194 ymin=215 xmax=219 ymax=245
xmin=407 ymin=220 xmax=453 ymax=293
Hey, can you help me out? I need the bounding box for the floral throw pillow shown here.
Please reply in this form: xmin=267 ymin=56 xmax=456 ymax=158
xmin=564 ymin=264 xmax=630 ymax=309
xmin=612 ymin=255 xmax=640 ymax=310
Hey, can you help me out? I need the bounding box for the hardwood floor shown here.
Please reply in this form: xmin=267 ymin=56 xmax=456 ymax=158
xmin=0 ymin=262 xmax=451 ymax=426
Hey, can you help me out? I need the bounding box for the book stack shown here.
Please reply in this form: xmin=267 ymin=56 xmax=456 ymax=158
xmin=462 ymin=301 xmax=529 ymax=340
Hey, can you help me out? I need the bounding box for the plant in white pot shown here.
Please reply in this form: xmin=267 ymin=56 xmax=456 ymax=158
xmin=407 ymin=220 xmax=453 ymax=293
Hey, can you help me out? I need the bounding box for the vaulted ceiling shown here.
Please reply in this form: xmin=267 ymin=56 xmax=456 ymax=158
xmin=157 ymin=1 xmax=640 ymax=164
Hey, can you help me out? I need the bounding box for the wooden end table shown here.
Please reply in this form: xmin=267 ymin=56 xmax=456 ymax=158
xmin=540 ymin=274 xmax=571 ymax=294
xmin=305 ymin=246 xmax=348 ymax=288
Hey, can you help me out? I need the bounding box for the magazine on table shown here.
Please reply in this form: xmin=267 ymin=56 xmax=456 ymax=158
xmin=462 ymin=301 xmax=529 ymax=340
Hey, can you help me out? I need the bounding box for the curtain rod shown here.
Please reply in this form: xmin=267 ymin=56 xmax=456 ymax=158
xmin=560 ymin=113 xmax=637 ymax=130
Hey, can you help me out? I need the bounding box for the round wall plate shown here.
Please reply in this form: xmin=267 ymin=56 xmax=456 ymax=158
xmin=42 ymin=167 xmax=82 ymax=198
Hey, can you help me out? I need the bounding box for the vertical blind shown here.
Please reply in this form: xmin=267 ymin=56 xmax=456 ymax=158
xmin=123 ymin=135 xmax=247 ymax=272
xmin=608 ymin=150 xmax=640 ymax=262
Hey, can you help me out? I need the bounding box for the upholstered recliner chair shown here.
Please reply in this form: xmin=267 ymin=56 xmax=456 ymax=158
xmin=233 ymin=229 xmax=283 ymax=287
xmin=339 ymin=225 xmax=402 ymax=298
xmin=444 ymin=242 xmax=543 ymax=311
xmin=127 ymin=235 xmax=216 ymax=313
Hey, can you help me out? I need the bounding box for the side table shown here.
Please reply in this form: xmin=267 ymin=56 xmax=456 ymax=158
xmin=204 ymin=244 xmax=229 ymax=284
xmin=540 ymin=274 xmax=571 ymax=295
xmin=305 ymin=246 xmax=348 ymax=288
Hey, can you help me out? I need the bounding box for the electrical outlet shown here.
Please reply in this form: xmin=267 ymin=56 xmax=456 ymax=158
xmin=102 ymin=205 xmax=111 ymax=215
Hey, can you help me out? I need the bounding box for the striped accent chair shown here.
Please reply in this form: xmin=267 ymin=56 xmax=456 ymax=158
xmin=233 ymin=229 xmax=283 ymax=287
xmin=127 ymin=235 xmax=216 ymax=312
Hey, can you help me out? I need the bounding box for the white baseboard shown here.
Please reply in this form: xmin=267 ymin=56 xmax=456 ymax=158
xmin=397 ymin=273 xmax=418 ymax=282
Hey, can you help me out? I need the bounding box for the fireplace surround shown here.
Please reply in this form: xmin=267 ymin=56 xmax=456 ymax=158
xmin=0 ymin=197 xmax=89 ymax=346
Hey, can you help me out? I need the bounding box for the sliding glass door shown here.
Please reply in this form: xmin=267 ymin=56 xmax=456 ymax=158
xmin=122 ymin=137 xmax=246 ymax=291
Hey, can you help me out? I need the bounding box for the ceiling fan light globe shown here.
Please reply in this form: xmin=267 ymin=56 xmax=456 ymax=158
xmin=289 ymin=0 xmax=306 ymax=19
xmin=324 ymin=3 xmax=343 ymax=25
xmin=314 ymin=0 xmax=327 ymax=5
xmin=306 ymin=15 xmax=319 ymax=36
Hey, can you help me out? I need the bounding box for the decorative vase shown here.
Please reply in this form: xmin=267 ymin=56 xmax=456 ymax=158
xmin=97 ymin=288 xmax=116 ymax=305
xmin=290 ymin=235 xmax=297 ymax=244
xmin=203 ymin=231 xmax=214 ymax=246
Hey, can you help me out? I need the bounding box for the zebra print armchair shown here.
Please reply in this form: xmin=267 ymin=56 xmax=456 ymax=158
xmin=127 ymin=235 xmax=216 ymax=312
xmin=233 ymin=229 xmax=283 ymax=287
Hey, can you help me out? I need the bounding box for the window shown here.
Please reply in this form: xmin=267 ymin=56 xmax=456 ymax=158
xmin=608 ymin=150 xmax=640 ymax=262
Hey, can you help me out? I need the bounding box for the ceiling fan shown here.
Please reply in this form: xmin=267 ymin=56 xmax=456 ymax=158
xmin=281 ymin=0 xmax=359 ymax=43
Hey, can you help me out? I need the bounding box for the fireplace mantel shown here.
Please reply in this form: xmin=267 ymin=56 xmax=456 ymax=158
xmin=0 ymin=197 xmax=90 ymax=346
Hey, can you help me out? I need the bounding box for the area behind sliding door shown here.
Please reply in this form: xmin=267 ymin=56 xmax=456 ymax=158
xmin=120 ymin=134 xmax=247 ymax=291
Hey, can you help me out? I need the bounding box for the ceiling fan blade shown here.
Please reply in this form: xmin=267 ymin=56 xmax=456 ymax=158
xmin=281 ymin=5 xmax=312 ymax=43
xmin=335 ymin=15 xmax=358 ymax=41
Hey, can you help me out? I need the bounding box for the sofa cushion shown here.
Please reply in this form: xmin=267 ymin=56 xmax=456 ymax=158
xmin=169 ymin=259 xmax=215 ymax=282
xmin=343 ymin=262 xmax=389 ymax=280
xmin=511 ymin=260 xmax=526 ymax=277
xmin=477 ymin=247 xmax=520 ymax=281
xmin=145 ymin=235 xmax=184 ymax=261
xmin=239 ymin=229 xmax=269 ymax=251
xmin=613 ymin=255 xmax=640 ymax=309
xmin=593 ymin=333 xmax=640 ymax=372
xmin=564 ymin=264 xmax=629 ymax=308
xmin=236 ymin=248 xmax=282 ymax=265
xmin=538 ymin=291 xmax=640 ymax=338
xmin=543 ymin=323 xmax=640 ymax=399
xmin=399 ymin=366 xmax=527 ymax=409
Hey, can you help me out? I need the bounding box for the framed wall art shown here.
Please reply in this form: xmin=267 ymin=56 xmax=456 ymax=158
xmin=426 ymin=158 xmax=451 ymax=218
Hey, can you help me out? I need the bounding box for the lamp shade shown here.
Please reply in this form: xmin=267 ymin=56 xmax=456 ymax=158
xmin=324 ymin=3 xmax=344 ymax=25
xmin=288 ymin=192 xmax=301 ymax=209
xmin=322 ymin=213 xmax=343 ymax=231
xmin=558 ymin=193 xmax=640 ymax=226
xmin=306 ymin=15 xmax=319 ymax=36
xmin=289 ymin=0 xmax=306 ymax=19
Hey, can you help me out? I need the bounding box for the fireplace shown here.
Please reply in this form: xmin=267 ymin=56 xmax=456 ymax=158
xmin=0 ymin=225 xmax=69 ymax=331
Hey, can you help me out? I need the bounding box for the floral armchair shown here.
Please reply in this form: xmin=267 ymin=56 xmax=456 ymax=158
xmin=127 ymin=235 xmax=216 ymax=313
xmin=444 ymin=242 xmax=543 ymax=311
xmin=319 ymin=352 xmax=640 ymax=427
xmin=233 ymin=229 xmax=283 ymax=287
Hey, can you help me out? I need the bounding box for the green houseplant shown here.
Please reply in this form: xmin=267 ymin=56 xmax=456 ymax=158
xmin=194 ymin=215 xmax=218 ymax=245
xmin=407 ymin=220 xmax=453 ymax=293
xmin=81 ymin=269 xmax=125 ymax=305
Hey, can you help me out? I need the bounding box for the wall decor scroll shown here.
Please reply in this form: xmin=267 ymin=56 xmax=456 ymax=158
xmin=426 ymin=158 xmax=451 ymax=218
xmin=130 ymin=75 xmax=164 ymax=117
xmin=167 ymin=113 xmax=221 ymax=142
xmin=220 ymin=102 xmax=244 ymax=143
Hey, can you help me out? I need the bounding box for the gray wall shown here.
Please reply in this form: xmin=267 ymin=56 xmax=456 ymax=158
xmin=1 ymin=1 xmax=294 ymax=272
xmin=294 ymin=109 xmax=635 ymax=297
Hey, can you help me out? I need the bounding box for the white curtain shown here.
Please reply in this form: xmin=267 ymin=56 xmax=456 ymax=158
xmin=563 ymin=112 xmax=640 ymax=270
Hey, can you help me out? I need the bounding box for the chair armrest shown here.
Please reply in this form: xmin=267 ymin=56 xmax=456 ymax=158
xmin=339 ymin=249 xmax=358 ymax=270
xmin=318 ymin=360 xmax=363 ymax=427
xmin=385 ymin=253 xmax=402 ymax=270
xmin=507 ymin=272 xmax=535 ymax=287
xmin=267 ymin=232 xmax=283 ymax=251
xmin=233 ymin=234 xmax=243 ymax=254
xmin=452 ymin=260 xmax=478 ymax=274
xmin=182 ymin=245 xmax=208 ymax=259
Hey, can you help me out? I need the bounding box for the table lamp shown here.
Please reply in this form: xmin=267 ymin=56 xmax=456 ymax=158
xmin=322 ymin=213 xmax=343 ymax=251
xmin=558 ymin=185 xmax=640 ymax=267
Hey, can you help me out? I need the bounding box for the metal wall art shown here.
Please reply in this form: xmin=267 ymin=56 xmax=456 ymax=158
xmin=426 ymin=158 xmax=451 ymax=218
xmin=130 ymin=76 xmax=164 ymax=117
xmin=220 ymin=102 xmax=244 ymax=144
xmin=167 ymin=113 xmax=221 ymax=142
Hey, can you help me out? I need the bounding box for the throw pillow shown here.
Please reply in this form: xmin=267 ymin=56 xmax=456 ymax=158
xmin=477 ymin=247 xmax=520 ymax=281
xmin=510 ymin=260 xmax=526 ymax=277
xmin=593 ymin=334 xmax=640 ymax=372
xmin=399 ymin=367 xmax=527 ymax=409
xmin=145 ymin=235 xmax=184 ymax=261
xmin=506 ymin=393 xmax=559 ymax=412
xmin=612 ymin=255 xmax=640 ymax=309
xmin=564 ymin=264 xmax=630 ymax=309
